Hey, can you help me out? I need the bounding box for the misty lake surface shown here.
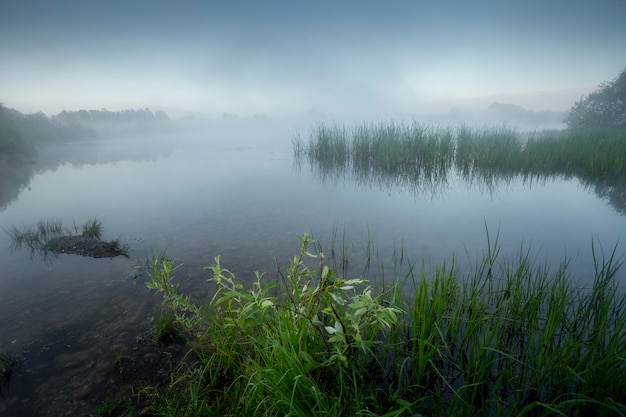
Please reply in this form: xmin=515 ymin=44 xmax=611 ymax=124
xmin=1 ymin=120 xmax=625 ymax=414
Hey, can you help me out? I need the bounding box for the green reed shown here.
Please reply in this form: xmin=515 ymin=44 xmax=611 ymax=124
xmin=4 ymin=217 xmax=125 ymax=260
xmin=293 ymin=122 xmax=626 ymax=200
xmin=5 ymin=218 xmax=66 ymax=257
xmin=140 ymin=233 xmax=626 ymax=417
xmin=81 ymin=217 xmax=103 ymax=239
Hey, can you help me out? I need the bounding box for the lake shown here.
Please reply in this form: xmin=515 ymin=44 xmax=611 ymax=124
xmin=1 ymin=118 xmax=625 ymax=415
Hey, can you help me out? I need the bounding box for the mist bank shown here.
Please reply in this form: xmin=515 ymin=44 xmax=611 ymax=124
xmin=0 ymin=104 xmax=172 ymax=157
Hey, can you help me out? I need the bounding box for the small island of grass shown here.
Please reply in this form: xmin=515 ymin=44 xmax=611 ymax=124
xmin=5 ymin=217 xmax=128 ymax=260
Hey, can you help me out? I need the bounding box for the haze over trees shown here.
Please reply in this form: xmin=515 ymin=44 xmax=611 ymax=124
xmin=0 ymin=105 xmax=170 ymax=156
xmin=0 ymin=104 xmax=95 ymax=155
xmin=446 ymin=103 xmax=566 ymax=127
xmin=566 ymin=66 xmax=626 ymax=130
xmin=53 ymin=108 xmax=169 ymax=127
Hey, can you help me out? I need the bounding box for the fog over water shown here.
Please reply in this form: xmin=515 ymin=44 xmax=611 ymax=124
xmin=1 ymin=115 xmax=625 ymax=415
xmin=1 ymin=1 xmax=626 ymax=415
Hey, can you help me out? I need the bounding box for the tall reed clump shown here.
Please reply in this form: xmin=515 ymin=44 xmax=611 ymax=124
xmin=293 ymin=122 xmax=626 ymax=198
xmin=522 ymin=128 xmax=626 ymax=178
xmin=381 ymin=234 xmax=626 ymax=416
xmin=5 ymin=218 xmax=66 ymax=257
xmin=141 ymin=233 xmax=626 ymax=417
xmin=453 ymin=124 xmax=522 ymax=178
xmin=293 ymin=121 xmax=456 ymax=194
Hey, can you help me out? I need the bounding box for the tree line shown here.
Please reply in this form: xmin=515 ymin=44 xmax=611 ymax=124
xmin=566 ymin=66 xmax=626 ymax=130
xmin=0 ymin=105 xmax=169 ymax=156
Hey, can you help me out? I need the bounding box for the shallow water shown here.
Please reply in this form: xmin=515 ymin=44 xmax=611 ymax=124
xmin=1 ymin=121 xmax=625 ymax=414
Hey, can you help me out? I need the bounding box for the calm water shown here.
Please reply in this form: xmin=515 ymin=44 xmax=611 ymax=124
xmin=1 ymin=120 xmax=625 ymax=414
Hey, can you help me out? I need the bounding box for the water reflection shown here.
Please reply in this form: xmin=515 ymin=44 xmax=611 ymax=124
xmin=0 ymin=137 xmax=175 ymax=212
xmin=2 ymin=123 xmax=625 ymax=415
xmin=294 ymin=129 xmax=626 ymax=215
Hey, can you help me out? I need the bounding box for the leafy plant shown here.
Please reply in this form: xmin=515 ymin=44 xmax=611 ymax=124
xmin=144 ymin=233 xmax=405 ymax=416
xmin=141 ymin=233 xmax=626 ymax=417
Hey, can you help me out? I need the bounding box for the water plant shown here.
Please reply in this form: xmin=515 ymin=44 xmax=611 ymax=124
xmin=293 ymin=122 xmax=626 ymax=213
xmin=139 ymin=233 xmax=626 ymax=416
xmin=5 ymin=218 xmax=65 ymax=257
xmin=92 ymin=397 xmax=117 ymax=417
xmin=4 ymin=217 xmax=128 ymax=259
xmin=0 ymin=352 xmax=20 ymax=391
xmin=150 ymin=311 xmax=183 ymax=344
xmin=81 ymin=217 xmax=103 ymax=239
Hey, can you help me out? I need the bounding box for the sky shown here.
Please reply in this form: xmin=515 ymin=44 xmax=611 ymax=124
xmin=1 ymin=0 xmax=625 ymax=118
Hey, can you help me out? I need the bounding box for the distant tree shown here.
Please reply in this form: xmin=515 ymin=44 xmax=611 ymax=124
xmin=566 ymin=66 xmax=626 ymax=129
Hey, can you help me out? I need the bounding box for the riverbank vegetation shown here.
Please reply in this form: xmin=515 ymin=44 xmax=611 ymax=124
xmin=136 ymin=233 xmax=626 ymax=416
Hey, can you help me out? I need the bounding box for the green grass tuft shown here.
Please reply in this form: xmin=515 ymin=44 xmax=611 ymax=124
xmin=82 ymin=217 xmax=103 ymax=239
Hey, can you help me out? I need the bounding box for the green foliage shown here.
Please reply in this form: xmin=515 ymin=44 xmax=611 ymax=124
xmin=142 ymin=233 xmax=626 ymax=417
xmin=81 ymin=217 xmax=103 ymax=239
xmin=566 ymin=66 xmax=626 ymax=130
xmin=92 ymin=398 xmax=116 ymax=417
xmin=150 ymin=311 xmax=183 ymax=344
xmin=144 ymin=233 xmax=404 ymax=416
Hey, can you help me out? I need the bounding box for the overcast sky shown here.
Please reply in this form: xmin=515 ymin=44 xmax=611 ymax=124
xmin=1 ymin=0 xmax=625 ymax=118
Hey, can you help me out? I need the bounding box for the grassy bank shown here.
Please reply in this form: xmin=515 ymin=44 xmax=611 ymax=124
xmin=136 ymin=233 xmax=626 ymax=417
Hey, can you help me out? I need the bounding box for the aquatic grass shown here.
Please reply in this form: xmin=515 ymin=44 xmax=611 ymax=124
xmin=81 ymin=217 xmax=103 ymax=239
xmin=4 ymin=217 xmax=127 ymax=260
xmin=293 ymin=121 xmax=457 ymax=196
xmin=0 ymin=352 xmax=20 ymax=389
xmin=92 ymin=397 xmax=118 ymax=417
xmin=293 ymin=122 xmax=626 ymax=206
xmin=5 ymin=218 xmax=65 ymax=258
xmin=379 ymin=236 xmax=626 ymax=416
xmin=139 ymin=233 xmax=626 ymax=417
xmin=150 ymin=311 xmax=183 ymax=344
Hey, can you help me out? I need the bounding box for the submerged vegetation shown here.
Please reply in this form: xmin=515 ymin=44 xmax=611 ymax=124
xmin=0 ymin=352 xmax=20 ymax=390
xmin=4 ymin=217 xmax=128 ymax=260
xmin=138 ymin=233 xmax=626 ymax=417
